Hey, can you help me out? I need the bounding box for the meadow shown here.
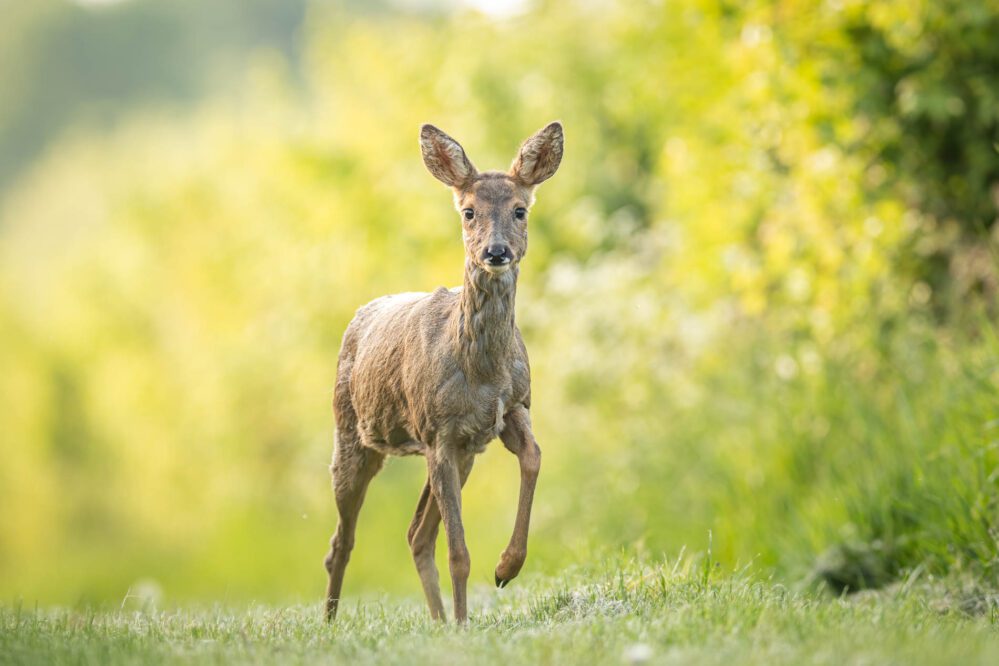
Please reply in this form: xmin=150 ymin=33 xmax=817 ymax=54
xmin=1 ymin=0 xmax=997 ymax=663
xmin=5 ymin=559 xmax=999 ymax=666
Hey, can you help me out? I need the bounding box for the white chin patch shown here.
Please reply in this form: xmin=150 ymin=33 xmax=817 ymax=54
xmin=483 ymin=263 xmax=511 ymax=274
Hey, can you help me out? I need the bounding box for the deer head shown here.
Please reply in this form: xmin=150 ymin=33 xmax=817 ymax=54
xmin=420 ymin=122 xmax=564 ymax=276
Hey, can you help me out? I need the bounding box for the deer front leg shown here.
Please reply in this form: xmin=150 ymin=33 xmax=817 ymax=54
xmin=408 ymin=457 xmax=475 ymax=622
xmin=494 ymin=405 xmax=541 ymax=588
xmin=427 ymin=448 xmax=473 ymax=623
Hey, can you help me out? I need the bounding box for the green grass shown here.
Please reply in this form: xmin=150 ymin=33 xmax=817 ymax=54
xmin=4 ymin=559 xmax=999 ymax=665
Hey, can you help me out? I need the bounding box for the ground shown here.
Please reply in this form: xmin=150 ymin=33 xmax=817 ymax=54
xmin=3 ymin=559 xmax=998 ymax=665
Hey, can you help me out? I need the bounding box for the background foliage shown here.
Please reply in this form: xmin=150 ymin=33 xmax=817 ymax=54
xmin=1 ymin=0 xmax=997 ymax=605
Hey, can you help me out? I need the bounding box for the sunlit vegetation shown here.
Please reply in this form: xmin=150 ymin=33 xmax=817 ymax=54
xmin=1 ymin=0 xmax=997 ymax=630
xmin=5 ymin=559 xmax=999 ymax=665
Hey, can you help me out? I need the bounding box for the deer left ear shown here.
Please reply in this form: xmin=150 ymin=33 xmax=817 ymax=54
xmin=509 ymin=122 xmax=564 ymax=187
xmin=420 ymin=124 xmax=478 ymax=188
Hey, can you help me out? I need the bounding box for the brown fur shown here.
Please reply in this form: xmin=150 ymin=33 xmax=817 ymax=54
xmin=323 ymin=122 xmax=564 ymax=623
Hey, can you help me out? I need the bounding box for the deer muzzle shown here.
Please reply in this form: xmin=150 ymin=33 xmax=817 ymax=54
xmin=483 ymin=244 xmax=513 ymax=268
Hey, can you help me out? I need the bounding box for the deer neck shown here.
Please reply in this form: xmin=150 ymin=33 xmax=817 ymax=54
xmin=454 ymin=259 xmax=518 ymax=382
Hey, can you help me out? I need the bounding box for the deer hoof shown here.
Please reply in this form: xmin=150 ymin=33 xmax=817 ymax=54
xmin=495 ymin=574 xmax=510 ymax=588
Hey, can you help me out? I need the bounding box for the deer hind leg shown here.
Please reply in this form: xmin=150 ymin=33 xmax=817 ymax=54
xmin=407 ymin=481 xmax=445 ymax=620
xmin=494 ymin=405 xmax=541 ymax=588
xmin=324 ymin=431 xmax=384 ymax=622
xmin=408 ymin=456 xmax=474 ymax=621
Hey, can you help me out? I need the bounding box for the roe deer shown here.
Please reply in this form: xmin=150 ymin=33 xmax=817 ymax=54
xmin=323 ymin=122 xmax=564 ymax=623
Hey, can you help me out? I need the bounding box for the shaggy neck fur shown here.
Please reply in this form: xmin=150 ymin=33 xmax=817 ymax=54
xmin=454 ymin=259 xmax=518 ymax=382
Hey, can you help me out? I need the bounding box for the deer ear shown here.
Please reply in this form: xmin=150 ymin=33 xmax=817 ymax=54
xmin=509 ymin=122 xmax=563 ymax=187
xmin=420 ymin=124 xmax=477 ymax=188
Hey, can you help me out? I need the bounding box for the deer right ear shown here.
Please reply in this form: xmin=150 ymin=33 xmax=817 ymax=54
xmin=420 ymin=124 xmax=477 ymax=188
xmin=510 ymin=122 xmax=564 ymax=187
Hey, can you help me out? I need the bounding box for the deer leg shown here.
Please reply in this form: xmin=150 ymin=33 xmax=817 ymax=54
xmin=324 ymin=437 xmax=384 ymax=622
xmin=408 ymin=458 xmax=474 ymax=621
xmin=494 ymin=405 xmax=541 ymax=588
xmin=427 ymin=448 xmax=473 ymax=623
xmin=407 ymin=481 xmax=445 ymax=620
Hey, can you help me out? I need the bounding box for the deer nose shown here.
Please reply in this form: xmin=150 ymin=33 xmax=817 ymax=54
xmin=483 ymin=244 xmax=512 ymax=266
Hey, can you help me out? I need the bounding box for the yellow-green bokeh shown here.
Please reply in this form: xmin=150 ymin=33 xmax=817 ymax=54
xmin=1 ymin=0 xmax=996 ymax=605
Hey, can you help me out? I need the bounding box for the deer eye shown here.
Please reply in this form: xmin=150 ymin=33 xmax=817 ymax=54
xmin=462 ymin=208 xmax=474 ymax=221
xmin=514 ymin=207 xmax=527 ymax=220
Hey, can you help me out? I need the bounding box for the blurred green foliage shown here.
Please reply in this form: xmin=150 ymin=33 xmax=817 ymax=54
xmin=0 ymin=0 xmax=307 ymax=193
xmin=0 ymin=0 xmax=997 ymax=605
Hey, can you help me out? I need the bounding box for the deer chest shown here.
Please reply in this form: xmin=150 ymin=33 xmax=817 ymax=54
xmin=438 ymin=381 xmax=511 ymax=454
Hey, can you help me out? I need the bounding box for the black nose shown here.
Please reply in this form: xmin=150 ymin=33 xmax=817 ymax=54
xmin=483 ymin=244 xmax=512 ymax=266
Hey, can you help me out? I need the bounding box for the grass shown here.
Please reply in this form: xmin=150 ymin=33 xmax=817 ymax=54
xmin=4 ymin=559 xmax=999 ymax=665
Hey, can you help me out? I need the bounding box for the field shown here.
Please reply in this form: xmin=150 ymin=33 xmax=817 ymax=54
xmin=5 ymin=559 xmax=999 ymax=666
xmin=2 ymin=1 xmax=998 ymax=664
